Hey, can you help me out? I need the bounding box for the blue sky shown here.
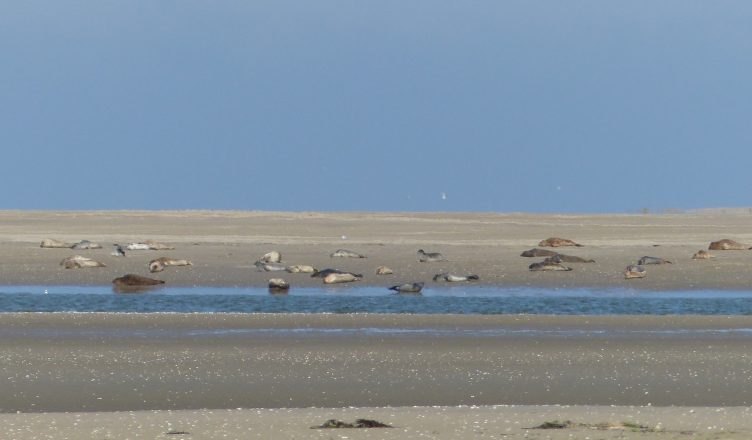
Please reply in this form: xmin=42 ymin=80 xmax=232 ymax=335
xmin=2 ymin=1 xmax=751 ymax=213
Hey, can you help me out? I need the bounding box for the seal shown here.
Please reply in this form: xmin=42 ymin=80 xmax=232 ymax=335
xmin=528 ymin=261 xmax=572 ymax=271
xmin=126 ymin=240 xmax=175 ymax=251
xmin=637 ymin=256 xmax=672 ymax=265
xmin=375 ymin=266 xmax=394 ymax=275
xmin=330 ymin=249 xmax=366 ymax=258
xmin=71 ymin=240 xmax=102 ymax=250
xmin=520 ymin=248 xmax=559 ymax=257
xmin=545 ymin=254 xmax=595 ymax=263
xmin=692 ymin=250 xmax=714 ymax=260
xmin=259 ymin=251 xmax=282 ymax=263
xmin=111 ymin=244 xmax=126 ymax=257
xmin=255 ymin=261 xmax=287 ymax=272
xmin=311 ymin=268 xmax=351 ymax=278
xmin=624 ymin=265 xmax=646 ymax=279
xmin=149 ymin=257 xmax=193 ymax=273
xmin=432 ymin=273 xmax=479 ymax=282
xmin=286 ymin=265 xmax=316 ymax=273
xmin=388 ymin=282 xmax=424 ymax=294
xmin=708 ymin=239 xmax=750 ymax=250
xmin=60 ymin=255 xmax=106 ymax=269
xmin=417 ymin=249 xmax=447 ymax=262
xmin=112 ymin=274 xmax=165 ymax=287
xmin=538 ymin=237 xmax=583 ymax=247
xmin=40 ymin=238 xmax=72 ymax=249
xmin=323 ymin=273 xmax=362 ymax=284
xmin=268 ymin=278 xmax=290 ymax=293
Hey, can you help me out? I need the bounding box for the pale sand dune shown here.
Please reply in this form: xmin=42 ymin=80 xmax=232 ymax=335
xmin=2 ymin=210 xmax=752 ymax=288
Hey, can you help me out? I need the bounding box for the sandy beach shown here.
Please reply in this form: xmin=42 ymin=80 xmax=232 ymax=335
xmin=3 ymin=210 xmax=752 ymax=439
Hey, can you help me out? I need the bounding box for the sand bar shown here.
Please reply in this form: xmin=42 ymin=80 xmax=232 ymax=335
xmin=2 ymin=209 xmax=752 ymax=289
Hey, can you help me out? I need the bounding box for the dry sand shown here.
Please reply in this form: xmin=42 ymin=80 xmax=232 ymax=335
xmin=2 ymin=209 xmax=752 ymax=289
xmin=3 ymin=210 xmax=752 ymax=439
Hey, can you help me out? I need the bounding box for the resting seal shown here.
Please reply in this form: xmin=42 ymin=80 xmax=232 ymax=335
xmin=71 ymin=240 xmax=102 ymax=250
xmin=432 ymin=273 xmax=479 ymax=282
xmin=692 ymin=250 xmax=714 ymax=260
xmin=149 ymin=257 xmax=193 ymax=273
xmin=126 ymin=240 xmax=175 ymax=251
xmin=375 ymin=266 xmax=394 ymax=275
xmin=520 ymin=248 xmax=559 ymax=257
xmin=708 ymin=239 xmax=750 ymax=250
xmin=545 ymin=254 xmax=595 ymax=263
xmin=624 ymin=265 xmax=646 ymax=279
xmin=259 ymin=251 xmax=282 ymax=263
xmin=637 ymin=256 xmax=672 ymax=265
xmin=268 ymin=278 xmax=290 ymax=293
xmin=40 ymin=238 xmax=73 ymax=249
xmin=60 ymin=255 xmax=106 ymax=269
xmin=417 ymin=249 xmax=447 ymax=262
xmin=323 ymin=273 xmax=362 ymax=284
xmin=311 ymin=268 xmax=362 ymax=278
xmin=111 ymin=244 xmax=126 ymax=257
xmin=255 ymin=261 xmax=287 ymax=272
xmin=388 ymin=282 xmax=424 ymax=294
xmin=112 ymin=274 xmax=165 ymax=287
xmin=286 ymin=265 xmax=316 ymax=273
xmin=330 ymin=249 xmax=366 ymax=258
xmin=528 ymin=261 xmax=572 ymax=271
xmin=538 ymin=237 xmax=583 ymax=247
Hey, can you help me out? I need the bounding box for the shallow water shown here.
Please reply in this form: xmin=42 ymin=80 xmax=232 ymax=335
xmin=2 ymin=285 xmax=752 ymax=315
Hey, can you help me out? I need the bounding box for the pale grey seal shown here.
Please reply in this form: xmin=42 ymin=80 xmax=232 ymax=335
xmin=149 ymin=257 xmax=193 ymax=273
xmin=126 ymin=240 xmax=175 ymax=251
xmin=111 ymin=244 xmax=126 ymax=257
xmin=432 ymin=273 xmax=479 ymax=282
xmin=528 ymin=261 xmax=573 ymax=271
xmin=520 ymin=248 xmax=559 ymax=257
xmin=708 ymin=239 xmax=750 ymax=250
xmin=388 ymin=282 xmax=424 ymax=294
xmin=375 ymin=266 xmax=394 ymax=275
xmin=40 ymin=238 xmax=73 ymax=248
xmin=624 ymin=265 xmax=646 ymax=279
xmin=330 ymin=249 xmax=366 ymax=258
xmin=637 ymin=256 xmax=672 ymax=265
xmin=286 ymin=264 xmax=316 ymax=273
xmin=417 ymin=249 xmax=447 ymax=262
xmin=323 ymin=273 xmax=362 ymax=284
xmin=538 ymin=237 xmax=584 ymax=247
xmin=255 ymin=261 xmax=287 ymax=272
xmin=112 ymin=274 xmax=165 ymax=287
xmin=60 ymin=255 xmax=106 ymax=269
xmin=268 ymin=278 xmax=290 ymax=293
xmin=71 ymin=240 xmax=102 ymax=250
xmin=692 ymin=250 xmax=714 ymax=260
xmin=259 ymin=251 xmax=282 ymax=263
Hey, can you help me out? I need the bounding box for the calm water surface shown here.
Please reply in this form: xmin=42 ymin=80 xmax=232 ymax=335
xmin=2 ymin=285 xmax=752 ymax=315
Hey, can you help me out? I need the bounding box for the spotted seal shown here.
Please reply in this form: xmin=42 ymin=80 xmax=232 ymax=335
xmin=432 ymin=273 xmax=479 ymax=282
xmin=637 ymin=256 xmax=672 ymax=265
xmin=255 ymin=261 xmax=287 ymax=272
xmin=529 ymin=261 xmax=572 ymax=271
xmin=268 ymin=278 xmax=290 ymax=293
xmin=708 ymin=239 xmax=750 ymax=250
xmin=520 ymin=248 xmax=559 ymax=257
xmin=624 ymin=265 xmax=646 ymax=279
xmin=259 ymin=251 xmax=282 ymax=263
xmin=71 ymin=240 xmax=102 ymax=250
xmin=40 ymin=238 xmax=73 ymax=249
xmin=388 ymin=282 xmax=424 ymax=294
xmin=323 ymin=273 xmax=362 ymax=284
xmin=538 ymin=237 xmax=583 ymax=247
xmin=60 ymin=255 xmax=106 ymax=269
xmin=330 ymin=249 xmax=366 ymax=258
xmin=149 ymin=257 xmax=193 ymax=273
xmin=286 ymin=265 xmax=316 ymax=273
xmin=417 ymin=249 xmax=447 ymax=262
xmin=111 ymin=244 xmax=126 ymax=257
xmin=126 ymin=240 xmax=175 ymax=251
xmin=692 ymin=250 xmax=714 ymax=260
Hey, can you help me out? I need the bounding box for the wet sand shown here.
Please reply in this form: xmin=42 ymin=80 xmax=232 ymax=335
xmin=4 ymin=210 xmax=752 ymax=438
xmin=2 ymin=209 xmax=752 ymax=289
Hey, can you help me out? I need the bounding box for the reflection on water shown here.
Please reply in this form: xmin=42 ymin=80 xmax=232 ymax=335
xmin=0 ymin=285 xmax=752 ymax=315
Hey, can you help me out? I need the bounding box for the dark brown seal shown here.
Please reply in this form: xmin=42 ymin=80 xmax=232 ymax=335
xmin=112 ymin=274 xmax=165 ymax=287
xmin=520 ymin=248 xmax=559 ymax=257
xmin=708 ymin=239 xmax=750 ymax=250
